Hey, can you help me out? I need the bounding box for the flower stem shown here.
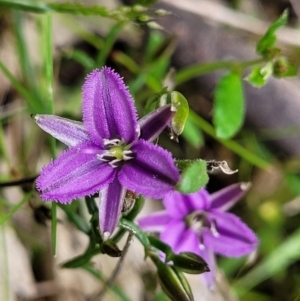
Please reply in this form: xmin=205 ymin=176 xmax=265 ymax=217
xmin=189 ymin=110 xmax=269 ymax=169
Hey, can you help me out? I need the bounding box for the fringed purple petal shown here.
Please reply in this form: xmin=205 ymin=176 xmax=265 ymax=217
xmin=138 ymin=211 xmax=171 ymax=232
xmin=99 ymin=178 xmax=126 ymax=240
xmin=118 ymin=140 xmax=179 ymax=198
xmin=33 ymin=114 xmax=90 ymax=147
xmin=160 ymin=220 xmax=187 ymax=253
xmin=163 ymin=189 xmax=210 ymax=218
xmin=138 ymin=105 xmax=174 ymax=142
xmin=210 ymin=182 xmax=251 ymax=211
xmin=82 ymin=67 xmax=138 ymax=145
xmin=37 ymin=146 xmax=116 ymax=203
xmin=204 ymin=210 xmax=259 ymax=257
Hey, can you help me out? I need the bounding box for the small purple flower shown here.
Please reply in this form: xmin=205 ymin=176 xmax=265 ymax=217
xmin=138 ymin=183 xmax=258 ymax=289
xmin=34 ymin=67 xmax=179 ymax=239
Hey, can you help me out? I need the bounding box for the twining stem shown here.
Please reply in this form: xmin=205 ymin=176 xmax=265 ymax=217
xmin=189 ymin=110 xmax=269 ymax=169
xmin=88 ymin=231 xmax=134 ymax=301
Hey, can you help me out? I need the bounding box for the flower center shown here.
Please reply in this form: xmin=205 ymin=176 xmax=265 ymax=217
xmin=97 ymin=137 xmax=135 ymax=168
xmin=185 ymin=211 xmax=219 ymax=250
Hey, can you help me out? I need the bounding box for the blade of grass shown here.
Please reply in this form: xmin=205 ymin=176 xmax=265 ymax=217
xmin=0 ymin=120 xmax=9 ymax=166
xmin=40 ymin=13 xmax=57 ymax=256
xmin=95 ymin=21 xmax=125 ymax=68
xmin=60 ymin=15 xmax=104 ymax=50
xmin=0 ymin=224 xmax=9 ymax=301
xmin=234 ymin=227 xmax=300 ymax=294
xmin=0 ymin=191 xmax=33 ymax=224
xmin=0 ymin=61 xmax=38 ymax=111
xmin=13 ymin=10 xmax=42 ymax=111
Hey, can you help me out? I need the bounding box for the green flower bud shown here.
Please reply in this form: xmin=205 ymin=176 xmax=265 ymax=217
xmin=101 ymin=240 xmax=122 ymax=257
xmin=171 ymin=252 xmax=210 ymax=274
xmin=159 ymin=91 xmax=189 ymax=141
xmin=273 ymin=57 xmax=297 ymax=78
xmin=151 ymin=253 xmax=194 ymax=301
xmin=138 ymin=14 xmax=151 ymax=22
xmin=155 ymin=9 xmax=171 ymax=17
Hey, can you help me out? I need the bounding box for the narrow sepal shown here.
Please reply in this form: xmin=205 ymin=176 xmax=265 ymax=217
xmin=99 ymin=177 xmax=126 ymax=239
xmin=33 ymin=114 xmax=90 ymax=147
xmin=37 ymin=145 xmax=115 ymax=203
xmin=210 ymin=182 xmax=251 ymax=211
xmin=82 ymin=67 xmax=138 ymax=145
xmin=118 ymin=140 xmax=179 ymax=198
xmin=138 ymin=105 xmax=174 ymax=142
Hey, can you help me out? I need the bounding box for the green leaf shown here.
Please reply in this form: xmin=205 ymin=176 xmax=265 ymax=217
xmin=235 ymin=227 xmax=300 ymax=293
xmin=245 ymin=66 xmax=266 ymax=87
xmin=245 ymin=63 xmax=273 ymax=88
xmin=283 ymin=64 xmax=298 ymax=77
xmin=256 ymin=10 xmax=288 ymax=55
xmin=176 ymin=160 xmax=208 ymax=194
xmin=273 ymin=57 xmax=298 ymax=78
xmin=61 ymin=247 xmax=100 ymax=268
xmin=213 ymin=72 xmax=245 ymax=139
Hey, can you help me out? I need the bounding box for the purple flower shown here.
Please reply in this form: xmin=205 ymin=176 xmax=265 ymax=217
xmin=34 ymin=67 xmax=179 ymax=239
xmin=138 ymin=183 xmax=259 ymax=289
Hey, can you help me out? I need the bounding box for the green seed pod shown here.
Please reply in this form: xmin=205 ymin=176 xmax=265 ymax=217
xmin=159 ymin=91 xmax=189 ymax=141
xmin=171 ymin=252 xmax=210 ymax=274
xmin=150 ymin=253 xmax=194 ymax=301
xmin=101 ymin=240 xmax=122 ymax=257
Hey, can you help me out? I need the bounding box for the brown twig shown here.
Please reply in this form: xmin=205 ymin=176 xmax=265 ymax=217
xmin=88 ymin=230 xmax=134 ymax=301
xmin=0 ymin=176 xmax=37 ymax=188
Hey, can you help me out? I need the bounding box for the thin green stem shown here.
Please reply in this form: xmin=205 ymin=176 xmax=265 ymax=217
xmin=90 ymin=231 xmax=134 ymax=301
xmin=112 ymin=196 xmax=145 ymax=243
xmin=83 ymin=265 xmax=132 ymax=301
xmin=189 ymin=110 xmax=269 ymax=169
xmin=175 ymin=58 xmax=265 ymax=86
